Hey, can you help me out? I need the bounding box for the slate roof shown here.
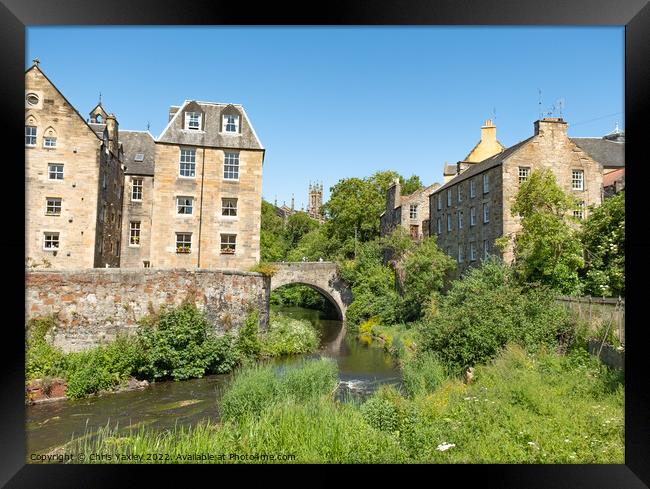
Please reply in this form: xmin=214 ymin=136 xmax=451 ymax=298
xmin=443 ymin=163 xmax=457 ymax=176
xmin=157 ymin=100 xmax=264 ymax=151
xmin=120 ymin=130 xmax=156 ymax=176
xmin=570 ymin=138 xmax=624 ymax=168
xmin=432 ymin=137 xmax=535 ymax=195
xmin=88 ymin=122 xmax=106 ymax=138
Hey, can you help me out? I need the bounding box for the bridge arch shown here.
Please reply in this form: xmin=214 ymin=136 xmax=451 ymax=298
xmin=270 ymin=262 xmax=352 ymax=321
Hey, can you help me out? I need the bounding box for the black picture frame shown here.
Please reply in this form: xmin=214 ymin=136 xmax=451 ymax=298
xmin=2 ymin=0 xmax=648 ymax=486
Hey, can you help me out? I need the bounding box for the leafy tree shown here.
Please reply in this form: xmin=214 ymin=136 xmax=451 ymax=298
xmin=580 ymin=191 xmax=625 ymax=297
xmin=260 ymin=200 xmax=289 ymax=261
xmin=286 ymin=225 xmax=332 ymax=262
xmin=285 ymin=211 xmax=319 ymax=247
xmin=507 ymin=169 xmax=584 ymax=294
xmin=401 ymin=236 xmax=456 ymax=321
xmin=400 ymin=175 xmax=423 ymax=195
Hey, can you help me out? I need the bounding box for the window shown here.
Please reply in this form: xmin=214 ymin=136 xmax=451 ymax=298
xmin=176 ymin=233 xmax=192 ymax=253
xmin=224 ymin=152 xmax=239 ymax=180
xmin=100 ymin=205 xmax=106 ymax=223
xmin=447 ymin=190 xmax=452 ymax=207
xmin=25 ymin=126 xmax=37 ymax=146
xmin=116 ymin=240 xmax=120 ymax=257
xmin=483 ymin=203 xmax=490 ymax=223
xmin=470 ymin=180 xmax=476 ymax=198
xmin=483 ymin=173 xmax=490 ymax=193
xmin=220 ymin=234 xmax=236 ymax=254
xmin=48 ymin=164 xmax=64 ymax=180
xmin=43 ymin=232 xmax=59 ymax=250
xmin=26 ymin=93 xmax=39 ymax=106
xmin=46 ymin=197 xmax=61 ymax=215
xmin=177 ymin=196 xmax=194 ymax=215
xmin=483 ymin=240 xmax=489 ymax=260
xmin=458 ymin=185 xmax=463 ymax=203
xmin=222 ymin=198 xmax=238 ymax=217
xmin=223 ymin=114 xmax=239 ymax=133
xmin=447 ymin=214 xmax=452 ymax=232
xmin=436 ymin=218 xmax=441 ymax=235
xmin=458 ymin=244 xmax=464 ymax=263
xmin=179 ymin=148 xmax=196 ymax=177
xmin=44 ymin=137 xmax=57 ymax=148
xmin=470 ymin=207 xmax=476 ymax=226
xmin=470 ymin=242 xmax=477 ymax=261
xmin=131 ymin=178 xmax=143 ymax=201
xmin=573 ymin=201 xmax=585 ymax=220
xmin=134 ymin=153 xmax=145 ymax=162
xmin=129 ymin=221 xmax=141 ymax=246
xmin=102 ymin=172 xmax=107 ymax=190
xmin=572 ymin=170 xmax=584 ymax=190
xmin=518 ymin=167 xmax=530 ymax=184
xmin=409 ymin=204 xmax=418 ymax=219
xmin=437 ymin=194 xmax=442 ymax=211
xmin=458 ymin=211 xmax=463 ymax=230
xmin=185 ymin=112 xmax=201 ymax=131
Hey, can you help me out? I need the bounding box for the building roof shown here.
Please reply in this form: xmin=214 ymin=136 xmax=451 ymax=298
xmin=443 ymin=163 xmax=457 ymax=176
xmin=400 ymin=183 xmax=440 ymax=204
xmin=157 ymin=100 xmax=264 ymax=151
xmin=120 ymin=130 xmax=156 ymax=175
xmin=570 ymin=137 xmax=624 ymax=168
xmin=88 ymin=122 xmax=106 ymax=138
xmin=603 ymin=167 xmax=625 ymax=187
xmin=432 ymin=137 xmax=535 ymax=195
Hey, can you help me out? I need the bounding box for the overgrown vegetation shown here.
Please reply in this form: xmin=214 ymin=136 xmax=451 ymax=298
xmin=260 ymin=312 xmax=319 ymax=357
xmin=67 ymin=347 xmax=623 ymax=464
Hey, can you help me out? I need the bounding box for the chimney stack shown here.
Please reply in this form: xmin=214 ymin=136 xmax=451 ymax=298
xmin=534 ymin=117 xmax=567 ymax=137
xmin=106 ymin=114 xmax=119 ymax=155
xmin=169 ymin=106 xmax=180 ymax=122
xmin=481 ymin=119 xmax=497 ymax=144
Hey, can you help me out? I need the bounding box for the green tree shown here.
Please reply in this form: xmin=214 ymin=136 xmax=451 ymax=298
xmin=286 ymin=225 xmax=332 ymax=262
xmin=400 ymin=174 xmax=423 ymax=195
xmin=285 ymin=212 xmax=319 ymax=247
xmin=580 ymin=191 xmax=625 ymax=297
xmin=260 ymin=200 xmax=289 ymax=261
xmin=506 ymin=169 xmax=584 ymax=294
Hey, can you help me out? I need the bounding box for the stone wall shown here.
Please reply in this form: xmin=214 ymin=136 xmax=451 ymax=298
xmin=120 ymin=175 xmax=155 ymax=268
xmin=26 ymin=268 xmax=270 ymax=352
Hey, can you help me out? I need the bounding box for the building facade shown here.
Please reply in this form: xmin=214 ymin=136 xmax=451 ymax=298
xmin=307 ymin=181 xmax=325 ymax=222
xmin=25 ymin=61 xmax=124 ymax=269
xmin=380 ymin=179 xmax=440 ymax=240
xmin=429 ymin=118 xmax=604 ymax=273
xmin=147 ymin=100 xmax=265 ymax=269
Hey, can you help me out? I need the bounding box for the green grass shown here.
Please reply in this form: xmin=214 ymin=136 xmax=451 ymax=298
xmin=65 ymin=346 xmax=623 ymax=464
xmin=259 ymin=313 xmax=320 ymax=357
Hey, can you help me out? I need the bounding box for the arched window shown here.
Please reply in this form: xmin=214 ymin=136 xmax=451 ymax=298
xmin=43 ymin=126 xmax=58 ymax=148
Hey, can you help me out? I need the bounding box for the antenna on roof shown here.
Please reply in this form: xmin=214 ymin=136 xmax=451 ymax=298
xmin=538 ymin=89 xmax=542 ymax=119
xmin=99 ymin=92 xmax=102 ymax=105
xmin=492 ymin=107 xmax=497 ymax=123
xmin=146 ymin=121 xmax=150 ymax=131
xmin=557 ymin=98 xmax=565 ymax=118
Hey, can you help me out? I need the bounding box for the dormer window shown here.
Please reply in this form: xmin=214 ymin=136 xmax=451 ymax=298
xmin=223 ymin=114 xmax=239 ymax=133
xmin=134 ymin=153 xmax=144 ymax=162
xmin=185 ymin=112 xmax=201 ymax=131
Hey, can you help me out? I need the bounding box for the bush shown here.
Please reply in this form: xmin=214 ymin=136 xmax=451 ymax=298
xmin=235 ymin=310 xmax=262 ymax=360
xmin=360 ymin=397 xmax=400 ymax=432
xmin=248 ymin=262 xmax=278 ymax=277
xmin=25 ymin=316 xmax=65 ymax=381
xmin=260 ymin=313 xmax=319 ymax=357
xmin=418 ymin=259 xmax=573 ymax=373
xmin=138 ymin=302 xmax=239 ymax=381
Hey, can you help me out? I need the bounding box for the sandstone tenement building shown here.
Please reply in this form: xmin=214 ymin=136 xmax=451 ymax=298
xmin=25 ymin=61 xmax=265 ymax=271
xmin=429 ymin=118 xmax=604 ymax=273
xmin=25 ymin=60 xmax=125 ymax=269
xmin=380 ymin=180 xmax=440 ymax=241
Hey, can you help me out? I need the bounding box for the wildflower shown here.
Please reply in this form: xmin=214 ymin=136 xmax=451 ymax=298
xmin=564 ymin=439 xmax=570 ymax=443
xmin=436 ymin=442 xmax=456 ymax=452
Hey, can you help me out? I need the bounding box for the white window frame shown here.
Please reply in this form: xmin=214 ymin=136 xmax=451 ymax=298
xmin=175 ymin=233 xmax=192 ymax=254
xmin=224 ymin=152 xmax=240 ymax=181
xmin=458 ymin=185 xmax=463 ymax=203
xmin=220 ymin=233 xmax=237 ymax=254
xmin=25 ymin=125 xmax=37 ymax=146
xmin=470 ymin=242 xmax=477 ymax=261
xmin=185 ymin=112 xmax=202 ymax=131
xmin=131 ymin=178 xmax=143 ymax=201
xmin=222 ymin=198 xmax=238 ymax=217
xmin=483 ymin=173 xmax=490 ymax=194
xmin=483 ymin=203 xmax=490 ymax=223
xmin=470 ymin=207 xmax=476 ymax=226
xmin=518 ymin=166 xmax=530 ymax=184
xmin=436 ymin=217 xmax=441 ymax=235
xmin=179 ymin=148 xmax=196 ymax=178
xmin=45 ymin=197 xmax=62 ymax=216
xmin=447 ymin=214 xmax=452 ymax=232
xmin=176 ymin=196 xmax=194 ymax=216
xmin=409 ymin=204 xmax=418 ymax=219
xmin=572 ymin=170 xmax=584 ymax=191
xmin=48 ymin=163 xmax=64 ymax=181
xmin=43 ymin=232 xmax=60 ymax=251
xmin=223 ymin=114 xmax=240 ymax=134
xmin=129 ymin=221 xmax=141 ymax=246
xmin=437 ymin=194 xmax=442 ymax=211
xmin=483 ymin=239 xmax=489 ymax=260
xmin=458 ymin=210 xmax=463 ymax=230
xmin=458 ymin=244 xmax=464 ymax=263
xmin=43 ymin=136 xmax=57 ymax=149
xmin=573 ymin=201 xmax=585 ymax=220
xmin=447 ymin=190 xmax=452 ymax=207
xmin=470 ymin=179 xmax=476 ymax=198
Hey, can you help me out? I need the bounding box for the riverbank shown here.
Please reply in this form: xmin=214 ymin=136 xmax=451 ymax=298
xmin=62 ymin=344 xmax=623 ymax=464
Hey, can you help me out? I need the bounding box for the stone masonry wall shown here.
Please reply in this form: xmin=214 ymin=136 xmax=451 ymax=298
xmin=26 ymin=268 xmax=270 ymax=352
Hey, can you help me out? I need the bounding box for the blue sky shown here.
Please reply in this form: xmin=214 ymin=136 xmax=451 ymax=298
xmin=27 ymin=27 xmax=623 ymax=209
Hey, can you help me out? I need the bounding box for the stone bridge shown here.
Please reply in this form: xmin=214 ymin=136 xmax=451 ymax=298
xmin=270 ymin=262 xmax=352 ymax=320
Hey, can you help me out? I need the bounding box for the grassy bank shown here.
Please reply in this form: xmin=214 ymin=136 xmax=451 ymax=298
xmin=26 ymin=303 xmax=320 ymax=400
xmin=66 ymin=344 xmax=623 ymax=464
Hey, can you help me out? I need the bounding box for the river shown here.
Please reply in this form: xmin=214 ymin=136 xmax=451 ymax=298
xmin=26 ymin=306 xmax=401 ymax=455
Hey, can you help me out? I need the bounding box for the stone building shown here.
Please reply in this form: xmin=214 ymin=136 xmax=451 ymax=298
xmin=571 ymin=124 xmax=625 ymax=198
xmin=147 ymin=100 xmax=265 ymax=269
xmin=119 ymin=130 xmax=156 ymax=268
xmin=307 ymin=181 xmax=325 ymax=222
xmin=429 ymin=118 xmax=603 ymax=273
xmin=25 ymin=60 xmax=124 ymax=269
xmin=443 ymin=119 xmax=505 ymax=183
xmin=380 ymin=179 xmax=440 ymax=240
